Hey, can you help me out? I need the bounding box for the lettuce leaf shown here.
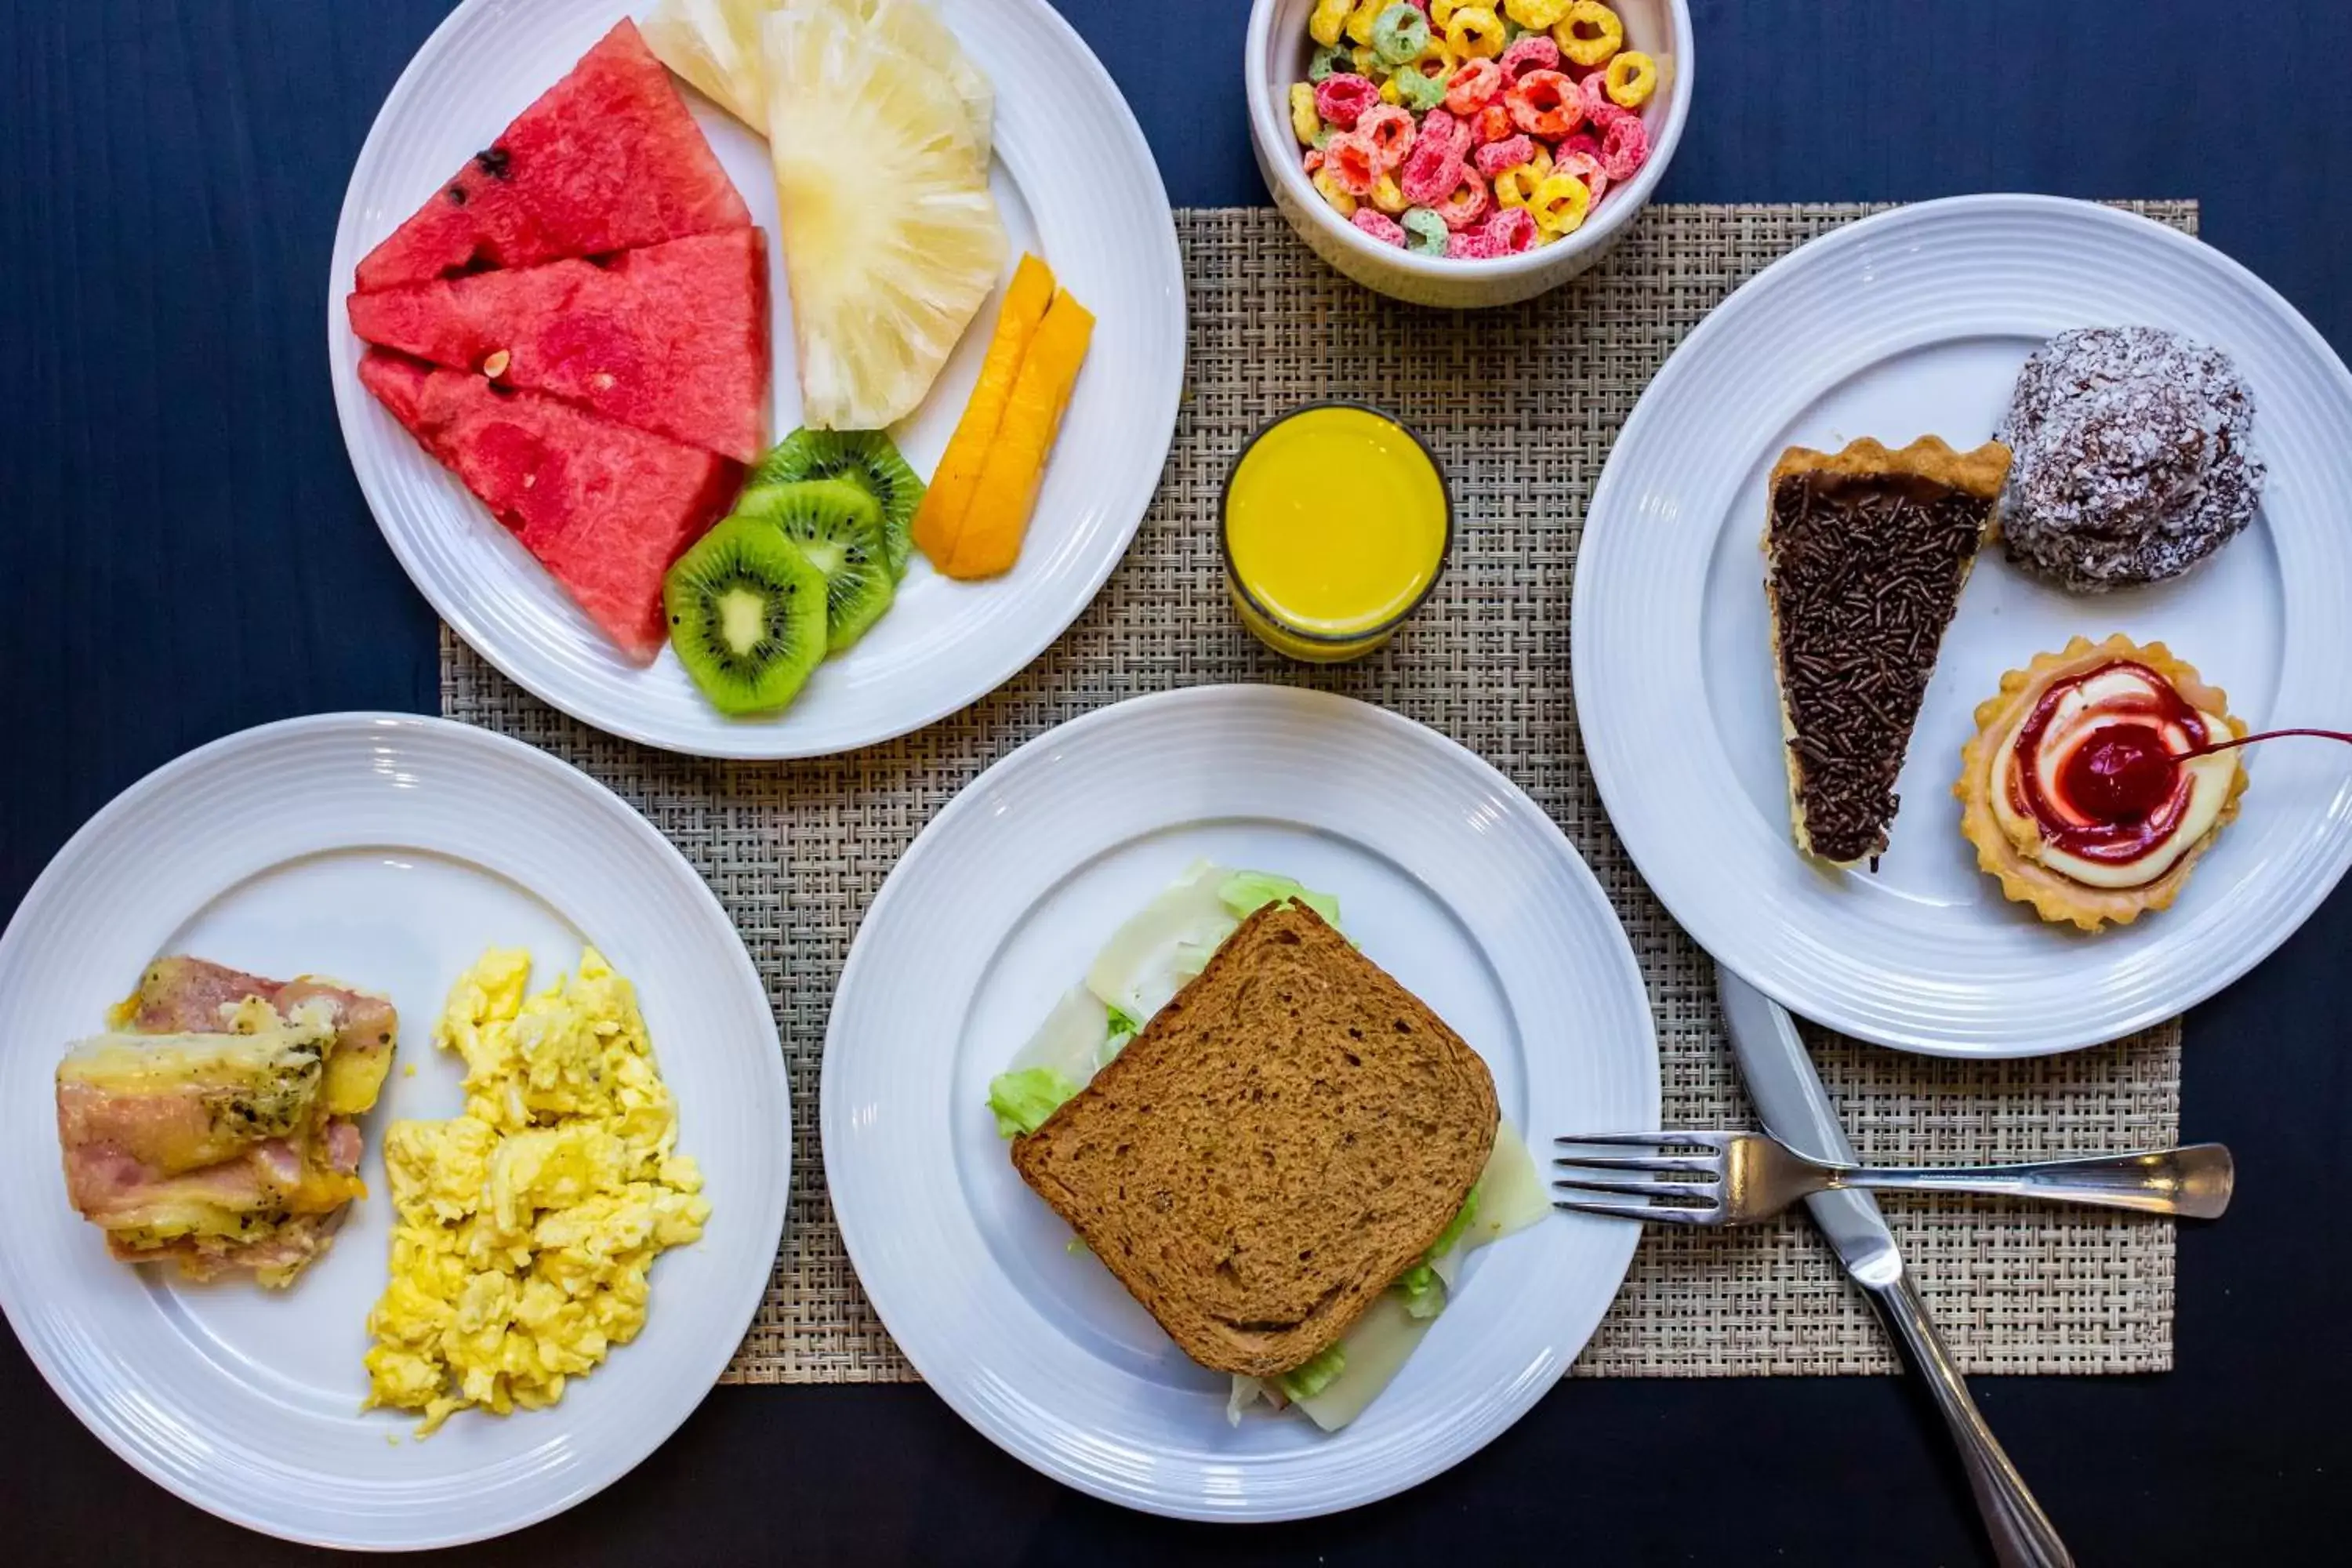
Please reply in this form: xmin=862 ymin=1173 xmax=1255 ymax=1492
xmin=1274 ymin=1342 xmax=1346 ymax=1401
xmin=988 ymin=1067 xmax=1080 ymax=1138
xmin=1389 ymin=1185 xmax=1480 ymax=1318
xmin=1217 ymin=871 xmax=1341 ymax=927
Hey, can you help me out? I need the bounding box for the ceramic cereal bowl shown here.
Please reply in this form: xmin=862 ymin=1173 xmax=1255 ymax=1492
xmin=1246 ymin=0 xmax=1693 ymax=309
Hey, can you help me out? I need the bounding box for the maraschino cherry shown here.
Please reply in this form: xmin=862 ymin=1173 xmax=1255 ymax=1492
xmin=2062 ymin=724 xmax=2352 ymax=826
xmin=2059 ymin=724 xmax=2179 ymax=822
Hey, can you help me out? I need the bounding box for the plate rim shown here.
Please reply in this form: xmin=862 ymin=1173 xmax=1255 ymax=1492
xmin=325 ymin=0 xmax=1186 ymax=761
xmin=1570 ymin=191 xmax=2352 ymax=1057
xmin=821 ymin=683 xmax=1660 ymax=1520
xmin=0 ymin=712 xmax=789 ymax=1550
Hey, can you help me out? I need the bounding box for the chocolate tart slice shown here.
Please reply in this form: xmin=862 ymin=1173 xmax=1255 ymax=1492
xmin=1764 ymin=435 xmax=2013 ymax=867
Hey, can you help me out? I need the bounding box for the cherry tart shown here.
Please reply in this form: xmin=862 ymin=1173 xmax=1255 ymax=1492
xmin=1956 ymin=634 xmax=2248 ymax=931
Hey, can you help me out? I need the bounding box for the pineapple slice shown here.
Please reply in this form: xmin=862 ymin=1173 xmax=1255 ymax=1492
xmin=642 ymin=0 xmax=770 ymax=129
xmin=644 ymin=0 xmax=993 ymax=154
xmin=764 ymin=4 xmax=1006 ymax=430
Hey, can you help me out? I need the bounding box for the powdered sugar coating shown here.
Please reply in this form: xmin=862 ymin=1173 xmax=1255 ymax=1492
xmin=1996 ymin=326 xmax=2265 ymax=592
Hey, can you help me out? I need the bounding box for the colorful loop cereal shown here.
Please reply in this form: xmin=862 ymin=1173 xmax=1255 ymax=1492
xmin=1604 ymin=49 xmax=1657 ymax=107
xmin=1394 ymin=61 xmax=1452 ymax=110
xmin=1490 ymin=143 xmax=1552 ymax=206
xmin=1398 ymin=137 xmax=1465 ymax=205
xmin=1310 ymin=0 xmax=1353 ymax=49
xmin=1443 ymin=5 xmax=1508 ymax=59
xmin=1474 ymin=132 xmax=1537 ymax=178
xmin=1292 ymin=0 xmax=1636 ymax=260
xmin=1320 ymin=131 xmax=1382 ymax=196
xmin=1502 ymin=0 xmax=1571 ymax=27
xmin=1402 ymin=206 xmax=1451 ymax=255
xmin=1497 ymin=33 xmax=1562 ymax=83
xmin=1443 ymin=56 xmax=1504 ymax=114
xmin=1434 ymin=169 xmax=1495 ymax=230
xmin=1352 ymin=207 xmax=1410 ymax=247
xmin=1505 ymin=68 xmax=1583 ymax=138
xmin=1553 ymin=1 xmax=1623 ymax=67
xmin=1371 ymin=2 xmax=1432 ymax=64
xmin=1484 ymin=205 xmax=1540 ymax=253
xmin=1356 ymin=102 xmax=1418 ymax=169
xmin=1446 ymin=227 xmax=1501 ymax=259
xmin=1315 ymin=72 xmax=1381 ymax=130
xmin=1290 ymin=83 xmax=1323 ymax=146
xmin=1595 ymin=106 xmax=1648 ymax=180
xmin=1552 ymin=146 xmax=1608 ymax=201
xmin=1578 ymin=67 xmax=1617 ymax=118
xmin=1311 ymin=165 xmax=1359 ymax=217
xmin=1526 ymin=170 xmax=1592 ymax=234
xmin=1421 ymin=104 xmax=1475 ymax=157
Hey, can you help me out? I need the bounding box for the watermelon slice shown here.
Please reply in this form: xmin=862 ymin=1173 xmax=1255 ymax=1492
xmin=353 ymin=20 xmax=751 ymax=292
xmin=347 ymin=230 xmax=768 ymax=463
xmin=359 ymin=350 xmax=742 ymax=662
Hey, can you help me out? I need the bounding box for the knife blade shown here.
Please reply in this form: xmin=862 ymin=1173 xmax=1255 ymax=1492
xmin=1715 ymin=964 xmax=2073 ymax=1568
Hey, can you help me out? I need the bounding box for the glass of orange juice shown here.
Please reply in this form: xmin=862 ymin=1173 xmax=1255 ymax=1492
xmin=1220 ymin=403 xmax=1453 ymax=662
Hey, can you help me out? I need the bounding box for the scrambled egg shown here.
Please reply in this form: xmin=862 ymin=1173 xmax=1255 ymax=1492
xmin=363 ymin=947 xmax=709 ymax=1434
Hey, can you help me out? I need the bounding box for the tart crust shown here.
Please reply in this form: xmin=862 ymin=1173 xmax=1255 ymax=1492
xmin=1955 ymin=633 xmax=2249 ymax=931
xmin=1764 ymin=435 xmax=2013 ymax=866
xmin=1770 ymin=434 xmax=2014 ymax=505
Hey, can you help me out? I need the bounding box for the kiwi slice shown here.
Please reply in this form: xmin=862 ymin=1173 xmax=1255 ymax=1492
xmin=746 ymin=429 xmax=925 ymax=580
xmin=736 ymin=478 xmax=895 ymax=654
xmin=664 ymin=516 xmax=829 ymax=715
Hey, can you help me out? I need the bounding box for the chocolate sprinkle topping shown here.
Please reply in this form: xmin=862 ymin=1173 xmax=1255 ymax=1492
xmin=1769 ymin=470 xmax=1992 ymax=865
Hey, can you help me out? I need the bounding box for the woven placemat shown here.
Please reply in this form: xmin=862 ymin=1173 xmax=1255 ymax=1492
xmin=442 ymin=201 xmax=2195 ymax=1378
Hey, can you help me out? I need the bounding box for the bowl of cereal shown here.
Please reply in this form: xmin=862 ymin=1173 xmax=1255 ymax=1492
xmin=1247 ymin=0 xmax=1692 ymax=308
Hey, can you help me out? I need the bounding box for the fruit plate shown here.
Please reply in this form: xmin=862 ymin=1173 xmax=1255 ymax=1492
xmin=823 ymin=686 xmax=1659 ymax=1520
xmin=0 ymin=716 xmax=788 ymax=1548
xmin=329 ymin=0 xmax=1183 ymax=759
xmin=1572 ymin=195 xmax=2352 ymax=1056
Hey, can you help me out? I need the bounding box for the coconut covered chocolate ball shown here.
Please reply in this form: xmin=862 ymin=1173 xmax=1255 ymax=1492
xmin=1994 ymin=326 xmax=2264 ymax=592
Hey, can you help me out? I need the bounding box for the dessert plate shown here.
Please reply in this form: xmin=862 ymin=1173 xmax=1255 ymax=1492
xmin=0 ymin=716 xmax=787 ymax=1548
xmin=329 ymin=0 xmax=1183 ymax=758
xmin=823 ymin=685 xmax=1658 ymax=1520
xmin=1573 ymin=194 xmax=2352 ymax=1055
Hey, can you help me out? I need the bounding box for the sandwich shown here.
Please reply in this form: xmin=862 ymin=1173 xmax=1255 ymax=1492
xmin=54 ymin=956 xmax=397 ymax=1285
xmin=987 ymin=865 xmax=1547 ymax=1430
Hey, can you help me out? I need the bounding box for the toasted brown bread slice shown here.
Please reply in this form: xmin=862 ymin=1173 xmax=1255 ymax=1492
xmin=1010 ymin=901 xmax=1498 ymax=1377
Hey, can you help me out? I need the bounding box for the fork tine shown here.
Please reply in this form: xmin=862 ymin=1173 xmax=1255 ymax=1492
xmin=1552 ymin=1131 xmax=1726 ymax=1149
xmin=1552 ymin=1190 xmax=1715 ymax=1225
xmin=1549 ymin=1152 xmax=1720 ymax=1174
xmin=1550 ymin=1172 xmax=1717 ymax=1200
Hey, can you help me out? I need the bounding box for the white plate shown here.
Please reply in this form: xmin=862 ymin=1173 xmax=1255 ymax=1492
xmin=1573 ymin=195 xmax=2352 ymax=1056
xmin=823 ymin=686 xmax=1659 ymax=1520
xmin=0 ymin=716 xmax=787 ymax=1549
xmin=329 ymin=0 xmax=1184 ymax=759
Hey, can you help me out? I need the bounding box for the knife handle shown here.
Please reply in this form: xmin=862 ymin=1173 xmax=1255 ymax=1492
xmin=1867 ymin=1272 xmax=2074 ymax=1568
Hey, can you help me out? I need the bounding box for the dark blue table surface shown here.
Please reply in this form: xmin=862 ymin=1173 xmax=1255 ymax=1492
xmin=4 ymin=2 xmax=2346 ymax=1563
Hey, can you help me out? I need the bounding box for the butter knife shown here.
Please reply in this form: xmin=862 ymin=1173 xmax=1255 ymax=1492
xmin=1717 ymin=964 xmax=2074 ymax=1568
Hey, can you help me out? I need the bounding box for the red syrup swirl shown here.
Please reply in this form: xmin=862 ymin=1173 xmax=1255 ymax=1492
xmin=2010 ymin=662 xmax=2352 ymax=866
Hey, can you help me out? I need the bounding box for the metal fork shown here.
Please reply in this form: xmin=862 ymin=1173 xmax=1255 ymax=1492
xmin=1552 ymin=1131 xmax=2234 ymax=1225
